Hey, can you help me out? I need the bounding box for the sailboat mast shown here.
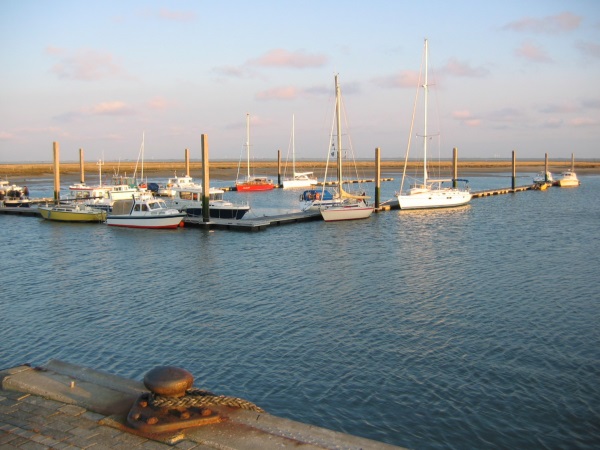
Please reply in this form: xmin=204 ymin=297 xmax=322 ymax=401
xmin=141 ymin=131 xmax=145 ymax=183
xmin=335 ymin=74 xmax=343 ymax=187
xmin=246 ymin=113 xmax=250 ymax=179
xmin=292 ymin=114 xmax=296 ymax=176
xmin=423 ymin=39 xmax=428 ymax=186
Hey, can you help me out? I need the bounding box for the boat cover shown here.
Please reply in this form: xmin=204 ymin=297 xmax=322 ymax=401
xmin=299 ymin=189 xmax=334 ymax=201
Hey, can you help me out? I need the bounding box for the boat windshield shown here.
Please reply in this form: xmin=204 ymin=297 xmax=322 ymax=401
xmin=149 ymin=201 xmax=167 ymax=210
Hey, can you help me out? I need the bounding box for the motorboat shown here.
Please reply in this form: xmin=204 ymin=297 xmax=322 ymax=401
xmin=38 ymin=203 xmax=107 ymax=223
xmin=533 ymin=171 xmax=553 ymax=184
xmin=156 ymin=174 xmax=199 ymax=197
xmin=0 ymin=181 xmax=31 ymax=207
xmin=71 ymin=184 xmax=142 ymax=211
xmin=555 ymin=170 xmax=580 ymax=187
xmin=169 ymin=185 xmax=250 ymax=219
xmin=106 ymin=196 xmax=185 ymax=229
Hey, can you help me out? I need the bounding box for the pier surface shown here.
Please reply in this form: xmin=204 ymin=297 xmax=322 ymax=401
xmin=1 ymin=360 xmax=402 ymax=449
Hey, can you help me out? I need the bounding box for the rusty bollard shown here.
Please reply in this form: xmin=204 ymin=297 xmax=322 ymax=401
xmin=127 ymin=366 xmax=220 ymax=434
xmin=144 ymin=366 xmax=193 ymax=398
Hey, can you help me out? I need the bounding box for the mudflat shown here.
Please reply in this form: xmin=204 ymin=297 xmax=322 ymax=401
xmin=1 ymin=160 xmax=599 ymax=180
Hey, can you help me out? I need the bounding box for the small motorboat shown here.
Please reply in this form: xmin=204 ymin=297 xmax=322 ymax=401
xmin=106 ymin=195 xmax=185 ymax=229
xmin=1 ymin=181 xmax=31 ymax=207
xmin=170 ymin=185 xmax=249 ymax=220
xmin=555 ymin=170 xmax=580 ymax=188
xmin=38 ymin=203 xmax=107 ymax=223
xmin=533 ymin=171 xmax=553 ymax=184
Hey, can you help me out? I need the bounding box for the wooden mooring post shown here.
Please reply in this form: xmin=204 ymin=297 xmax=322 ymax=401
xmin=79 ymin=148 xmax=85 ymax=184
xmin=453 ymin=147 xmax=458 ymax=188
xmin=53 ymin=142 xmax=60 ymax=203
xmin=201 ymin=135 xmax=210 ymax=222
xmin=512 ymin=150 xmax=516 ymax=190
xmin=185 ymin=148 xmax=190 ymax=176
xmin=375 ymin=147 xmax=381 ymax=209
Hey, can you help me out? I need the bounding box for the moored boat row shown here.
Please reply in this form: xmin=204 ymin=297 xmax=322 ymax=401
xmin=533 ymin=170 xmax=580 ymax=188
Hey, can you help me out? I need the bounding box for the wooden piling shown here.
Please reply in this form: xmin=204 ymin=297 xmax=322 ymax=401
xmin=185 ymin=148 xmax=190 ymax=176
xmin=571 ymin=152 xmax=575 ymax=171
xmin=79 ymin=148 xmax=85 ymax=184
xmin=512 ymin=150 xmax=516 ymax=190
xmin=545 ymin=153 xmax=549 ymax=183
xmin=53 ymin=142 xmax=60 ymax=203
xmin=375 ymin=147 xmax=381 ymax=209
xmin=453 ymin=147 xmax=458 ymax=188
xmin=201 ymin=135 xmax=210 ymax=223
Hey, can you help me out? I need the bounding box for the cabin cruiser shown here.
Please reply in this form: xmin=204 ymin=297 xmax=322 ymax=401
xmin=169 ymin=185 xmax=249 ymax=219
xmin=106 ymin=195 xmax=185 ymax=229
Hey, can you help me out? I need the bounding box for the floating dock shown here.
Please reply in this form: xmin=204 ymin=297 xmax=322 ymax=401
xmin=0 ymin=184 xmax=541 ymax=231
xmin=471 ymin=185 xmax=531 ymax=198
xmin=184 ymin=210 xmax=322 ymax=231
xmin=0 ymin=360 xmax=402 ymax=449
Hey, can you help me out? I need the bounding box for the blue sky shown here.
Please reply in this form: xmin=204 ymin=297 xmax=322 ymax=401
xmin=1 ymin=0 xmax=599 ymax=163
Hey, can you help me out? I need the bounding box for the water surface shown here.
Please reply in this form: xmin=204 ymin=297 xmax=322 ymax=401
xmin=2 ymin=173 xmax=599 ymax=449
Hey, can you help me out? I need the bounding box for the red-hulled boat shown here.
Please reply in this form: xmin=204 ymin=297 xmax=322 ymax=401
xmin=235 ymin=113 xmax=276 ymax=192
xmin=235 ymin=177 xmax=275 ymax=191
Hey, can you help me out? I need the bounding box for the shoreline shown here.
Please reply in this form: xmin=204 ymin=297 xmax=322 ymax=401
xmin=1 ymin=159 xmax=599 ymax=179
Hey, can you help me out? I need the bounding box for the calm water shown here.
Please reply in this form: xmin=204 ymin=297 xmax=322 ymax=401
xmin=1 ymin=173 xmax=599 ymax=449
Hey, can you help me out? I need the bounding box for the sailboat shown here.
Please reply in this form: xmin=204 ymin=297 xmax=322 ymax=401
xmin=282 ymin=115 xmax=317 ymax=189
xmin=319 ymin=74 xmax=373 ymax=222
xmin=235 ymin=114 xmax=275 ymax=192
xmin=397 ymin=39 xmax=472 ymax=210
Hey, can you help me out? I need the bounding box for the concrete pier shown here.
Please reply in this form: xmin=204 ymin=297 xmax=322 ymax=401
xmin=0 ymin=360 xmax=402 ymax=449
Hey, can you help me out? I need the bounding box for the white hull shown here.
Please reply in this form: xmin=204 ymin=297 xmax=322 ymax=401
xmin=557 ymin=179 xmax=580 ymax=187
xmin=106 ymin=214 xmax=184 ymax=229
xmin=556 ymin=171 xmax=580 ymax=187
xmin=398 ymin=188 xmax=472 ymax=210
xmin=302 ymin=198 xmax=343 ymax=211
xmin=533 ymin=171 xmax=553 ymax=184
xmin=282 ymin=178 xmax=317 ymax=189
xmin=321 ymin=204 xmax=373 ymax=222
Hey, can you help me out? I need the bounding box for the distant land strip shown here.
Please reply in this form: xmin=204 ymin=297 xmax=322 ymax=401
xmin=1 ymin=159 xmax=599 ymax=178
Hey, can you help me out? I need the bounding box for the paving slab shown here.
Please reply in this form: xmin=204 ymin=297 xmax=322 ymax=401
xmin=1 ymin=361 xmax=403 ymax=449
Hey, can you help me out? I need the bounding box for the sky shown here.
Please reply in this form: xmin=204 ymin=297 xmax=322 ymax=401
xmin=1 ymin=0 xmax=599 ymax=163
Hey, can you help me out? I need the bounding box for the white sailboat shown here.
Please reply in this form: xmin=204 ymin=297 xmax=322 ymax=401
xmin=282 ymin=115 xmax=317 ymax=189
xmin=397 ymin=39 xmax=471 ymax=210
xmin=320 ymin=74 xmax=373 ymax=222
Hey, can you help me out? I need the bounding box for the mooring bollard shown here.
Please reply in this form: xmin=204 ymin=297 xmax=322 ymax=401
xmin=143 ymin=366 xmax=193 ymax=398
xmin=127 ymin=365 xmax=264 ymax=435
